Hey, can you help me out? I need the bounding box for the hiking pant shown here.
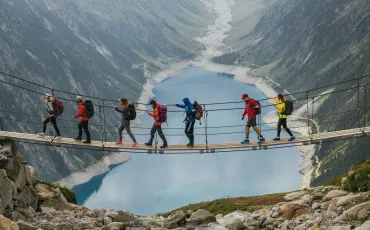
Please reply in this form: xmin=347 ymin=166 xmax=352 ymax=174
xmin=149 ymin=124 xmax=167 ymax=145
xmin=185 ymin=121 xmax=195 ymax=144
xmin=43 ymin=116 xmax=60 ymax=136
xmin=118 ymin=120 xmax=136 ymax=143
xmin=277 ymin=118 xmax=293 ymax=137
xmin=78 ymin=120 xmax=90 ymax=140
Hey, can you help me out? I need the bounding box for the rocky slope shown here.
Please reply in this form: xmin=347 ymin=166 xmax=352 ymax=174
xmin=1 ymin=139 xmax=370 ymax=230
xmin=213 ymin=0 xmax=370 ymax=187
xmin=0 ymin=0 xmax=211 ymax=182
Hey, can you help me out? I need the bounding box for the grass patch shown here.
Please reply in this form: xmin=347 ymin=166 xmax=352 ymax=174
xmin=36 ymin=180 xmax=77 ymax=204
xmin=161 ymin=192 xmax=287 ymax=217
xmin=322 ymin=160 xmax=370 ymax=192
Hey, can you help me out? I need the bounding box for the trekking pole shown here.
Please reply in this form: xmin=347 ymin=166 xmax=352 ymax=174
xmin=204 ymin=105 xmax=208 ymax=151
xmin=154 ymin=132 xmax=158 ymax=153
xmin=99 ymin=105 xmax=103 ymax=148
xmin=0 ymin=113 xmax=4 ymax=131
xmin=103 ymin=100 xmax=107 ymax=143
xmin=306 ymin=91 xmax=313 ymax=142
xmin=364 ymin=83 xmax=367 ymax=130
xmin=312 ymin=96 xmax=315 ymax=134
xmin=357 ymin=79 xmax=361 ymax=130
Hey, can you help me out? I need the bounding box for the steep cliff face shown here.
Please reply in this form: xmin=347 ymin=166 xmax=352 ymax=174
xmin=0 ymin=0 xmax=211 ymax=181
xmin=215 ymin=0 xmax=370 ymax=185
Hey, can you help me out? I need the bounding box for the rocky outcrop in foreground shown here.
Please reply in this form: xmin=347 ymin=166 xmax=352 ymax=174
xmin=1 ymin=139 xmax=369 ymax=230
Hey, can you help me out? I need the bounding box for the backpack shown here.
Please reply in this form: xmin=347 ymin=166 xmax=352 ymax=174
xmin=193 ymin=101 xmax=203 ymax=120
xmin=157 ymin=105 xmax=167 ymax=122
xmin=84 ymin=100 xmax=94 ymax=118
xmin=250 ymin=99 xmax=261 ymax=115
xmin=52 ymin=99 xmax=64 ymax=116
xmin=125 ymin=103 xmax=136 ymax=120
xmin=282 ymin=100 xmax=294 ymax=115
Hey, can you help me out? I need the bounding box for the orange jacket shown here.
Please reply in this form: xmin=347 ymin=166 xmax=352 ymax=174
xmin=149 ymin=103 xmax=162 ymax=125
xmin=73 ymin=104 xmax=89 ymax=121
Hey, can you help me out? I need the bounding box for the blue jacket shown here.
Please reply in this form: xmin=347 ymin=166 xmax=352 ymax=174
xmin=176 ymin=98 xmax=195 ymax=123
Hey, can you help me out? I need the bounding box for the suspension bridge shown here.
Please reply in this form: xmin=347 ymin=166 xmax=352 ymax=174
xmin=0 ymin=70 xmax=368 ymax=154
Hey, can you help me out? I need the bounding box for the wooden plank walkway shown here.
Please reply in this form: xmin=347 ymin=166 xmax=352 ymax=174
xmin=0 ymin=127 xmax=369 ymax=152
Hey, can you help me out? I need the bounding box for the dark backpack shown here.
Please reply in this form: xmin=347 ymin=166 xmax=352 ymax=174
xmin=125 ymin=103 xmax=136 ymax=120
xmin=157 ymin=105 xmax=167 ymax=122
xmin=84 ymin=100 xmax=94 ymax=118
xmin=250 ymin=99 xmax=261 ymax=115
xmin=52 ymin=99 xmax=64 ymax=116
xmin=193 ymin=101 xmax=203 ymax=120
xmin=282 ymin=100 xmax=294 ymax=115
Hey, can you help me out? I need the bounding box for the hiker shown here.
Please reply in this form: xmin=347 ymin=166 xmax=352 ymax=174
xmin=240 ymin=94 xmax=265 ymax=144
xmin=38 ymin=93 xmax=62 ymax=140
xmin=173 ymin=98 xmax=196 ymax=147
xmin=273 ymin=94 xmax=295 ymax=141
xmin=145 ymin=100 xmax=168 ymax=148
xmin=72 ymin=96 xmax=91 ymax=144
xmin=114 ymin=98 xmax=138 ymax=147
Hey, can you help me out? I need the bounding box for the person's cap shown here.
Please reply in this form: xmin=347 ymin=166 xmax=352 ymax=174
xmin=149 ymin=100 xmax=156 ymax=105
xmin=44 ymin=93 xmax=51 ymax=98
xmin=242 ymin=94 xmax=248 ymax=99
xmin=76 ymin=96 xmax=83 ymax=101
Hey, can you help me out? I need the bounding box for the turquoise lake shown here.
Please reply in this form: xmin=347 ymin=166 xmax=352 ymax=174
xmin=73 ymin=67 xmax=302 ymax=215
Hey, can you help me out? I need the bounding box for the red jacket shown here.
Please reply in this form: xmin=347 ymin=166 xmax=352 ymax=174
xmin=149 ymin=103 xmax=162 ymax=125
xmin=73 ymin=104 xmax=89 ymax=121
xmin=242 ymin=99 xmax=259 ymax=119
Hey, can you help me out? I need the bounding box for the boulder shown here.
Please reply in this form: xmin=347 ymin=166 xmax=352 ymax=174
xmin=187 ymin=209 xmax=215 ymax=225
xmin=284 ymin=190 xmax=308 ymax=201
xmin=0 ymin=169 xmax=15 ymax=215
xmin=106 ymin=210 xmax=138 ymax=223
xmin=280 ymin=203 xmax=308 ymax=220
xmin=23 ymin=166 xmax=35 ymax=186
xmin=36 ymin=184 xmax=55 ymax=200
xmin=14 ymin=166 xmax=26 ymax=191
xmin=336 ymin=194 xmax=361 ymax=206
xmin=218 ymin=211 xmax=250 ymax=229
xmin=356 ymin=220 xmax=370 ymax=230
xmin=328 ymin=226 xmax=351 ymax=230
xmin=106 ymin=222 xmax=125 ymax=229
xmin=322 ymin=190 xmax=348 ymax=202
xmin=334 ymin=202 xmax=370 ymax=221
xmin=327 ymin=204 xmax=337 ymax=212
xmin=14 ymin=186 xmax=38 ymax=210
xmin=104 ymin=216 xmax=113 ymax=225
xmin=164 ymin=210 xmax=186 ymax=229
xmin=0 ymin=215 xmax=19 ymax=230
xmin=17 ymin=220 xmax=39 ymax=230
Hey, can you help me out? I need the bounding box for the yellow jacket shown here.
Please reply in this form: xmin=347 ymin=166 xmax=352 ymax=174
xmin=274 ymin=98 xmax=288 ymax=119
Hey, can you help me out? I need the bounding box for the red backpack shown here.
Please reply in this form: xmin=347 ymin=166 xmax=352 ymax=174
xmin=157 ymin=105 xmax=167 ymax=122
xmin=193 ymin=101 xmax=203 ymax=120
xmin=52 ymin=98 xmax=64 ymax=116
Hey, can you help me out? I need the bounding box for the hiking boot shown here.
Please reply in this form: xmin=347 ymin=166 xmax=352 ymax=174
xmin=241 ymin=139 xmax=249 ymax=144
xmin=132 ymin=142 xmax=138 ymax=147
xmin=258 ymin=137 xmax=265 ymax=144
xmin=83 ymin=140 xmax=91 ymax=144
xmin=288 ymin=136 xmax=295 ymax=141
xmin=74 ymin=136 xmax=82 ymax=142
xmin=273 ymin=137 xmax=280 ymax=141
xmin=186 ymin=143 xmax=194 ymax=147
xmin=160 ymin=144 xmax=168 ymax=149
xmin=38 ymin=133 xmax=45 ymax=138
xmin=145 ymin=142 xmax=152 ymax=147
xmin=115 ymin=141 xmax=123 ymax=145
